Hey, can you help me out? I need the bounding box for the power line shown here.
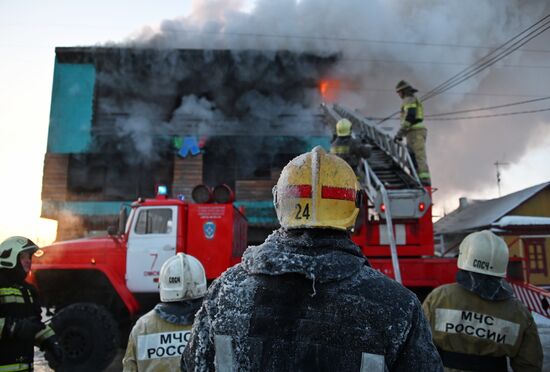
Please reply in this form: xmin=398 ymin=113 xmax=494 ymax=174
xmin=427 ymin=107 xmax=550 ymax=120
xmin=375 ymin=13 xmax=550 ymax=125
xmin=3 ymin=21 xmax=550 ymax=53
xmin=157 ymin=26 xmax=550 ymax=52
xmin=421 ymin=14 xmax=550 ymax=102
xmin=338 ymin=57 xmax=550 ymax=69
xmin=425 ymin=96 xmax=550 ymax=117
xmin=367 ymin=107 xmax=550 ymax=121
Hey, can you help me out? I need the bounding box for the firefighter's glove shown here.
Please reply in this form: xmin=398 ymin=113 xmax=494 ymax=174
xmin=42 ymin=337 xmax=65 ymax=371
xmin=7 ymin=316 xmax=45 ymax=340
xmin=393 ymin=136 xmax=403 ymax=143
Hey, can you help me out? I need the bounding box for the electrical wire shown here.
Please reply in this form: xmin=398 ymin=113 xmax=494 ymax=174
xmin=421 ymin=14 xmax=550 ymax=102
xmin=366 ymin=106 xmax=550 ymax=121
xmin=425 ymin=107 xmax=550 ymax=121
xmin=156 ymin=26 xmax=550 ymax=52
xmin=375 ymin=13 xmax=550 ymax=125
xmin=425 ymin=96 xmax=550 ymax=117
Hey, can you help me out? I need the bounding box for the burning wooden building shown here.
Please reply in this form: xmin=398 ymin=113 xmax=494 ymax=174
xmin=42 ymin=47 xmax=337 ymax=243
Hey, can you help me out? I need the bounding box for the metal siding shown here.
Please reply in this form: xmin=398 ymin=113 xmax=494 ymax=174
xmin=48 ymin=60 xmax=95 ymax=153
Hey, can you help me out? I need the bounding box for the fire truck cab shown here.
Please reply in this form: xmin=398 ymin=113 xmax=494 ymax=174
xmin=30 ymin=185 xmax=247 ymax=371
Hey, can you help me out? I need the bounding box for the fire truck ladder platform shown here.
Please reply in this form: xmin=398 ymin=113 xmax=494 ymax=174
xmin=321 ymin=103 xmax=431 ymax=220
xmin=322 ymin=103 xmax=433 ymax=284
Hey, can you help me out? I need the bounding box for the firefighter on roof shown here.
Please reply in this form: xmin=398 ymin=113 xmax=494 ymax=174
xmin=395 ymin=80 xmax=431 ymax=186
xmin=422 ymin=230 xmax=543 ymax=371
xmin=182 ymin=146 xmax=443 ymax=371
xmin=123 ymin=253 xmax=206 ymax=372
xmin=0 ymin=236 xmax=64 ymax=371
xmin=330 ymin=118 xmax=371 ymax=175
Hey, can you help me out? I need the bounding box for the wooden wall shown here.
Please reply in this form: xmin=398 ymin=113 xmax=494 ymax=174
xmin=41 ymin=153 xmax=69 ymax=202
xmin=171 ymin=154 xmax=203 ymax=201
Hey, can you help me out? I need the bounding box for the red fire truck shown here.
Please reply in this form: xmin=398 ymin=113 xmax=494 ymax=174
xmin=29 ymin=103 xmax=549 ymax=371
xmin=29 ymin=185 xmax=247 ymax=371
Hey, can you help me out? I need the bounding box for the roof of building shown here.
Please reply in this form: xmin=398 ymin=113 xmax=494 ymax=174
xmin=493 ymin=215 xmax=550 ymax=228
xmin=434 ymin=181 xmax=550 ymax=235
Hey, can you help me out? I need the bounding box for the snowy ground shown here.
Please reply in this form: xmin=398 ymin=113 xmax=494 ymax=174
xmin=34 ymin=312 xmax=550 ymax=371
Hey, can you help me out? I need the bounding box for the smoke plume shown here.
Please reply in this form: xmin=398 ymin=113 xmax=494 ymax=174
xmin=114 ymin=0 xmax=550 ymax=213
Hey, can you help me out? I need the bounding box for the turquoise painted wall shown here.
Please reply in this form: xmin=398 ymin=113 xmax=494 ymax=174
xmin=42 ymin=200 xmax=129 ymax=217
xmin=302 ymin=136 xmax=331 ymax=152
xmin=47 ymin=61 xmax=95 ymax=153
xmin=234 ymin=201 xmax=278 ymax=225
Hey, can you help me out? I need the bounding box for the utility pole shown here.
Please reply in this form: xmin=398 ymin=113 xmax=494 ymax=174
xmin=494 ymin=161 xmax=509 ymax=197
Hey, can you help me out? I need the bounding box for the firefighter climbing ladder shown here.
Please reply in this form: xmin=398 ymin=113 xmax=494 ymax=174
xmin=322 ymin=103 xmax=432 ymax=283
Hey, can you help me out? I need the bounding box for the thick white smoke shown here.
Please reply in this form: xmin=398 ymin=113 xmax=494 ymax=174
xmin=121 ymin=0 xmax=550 ymax=214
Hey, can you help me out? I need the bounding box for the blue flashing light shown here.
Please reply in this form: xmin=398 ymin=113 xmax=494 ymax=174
xmin=157 ymin=185 xmax=168 ymax=196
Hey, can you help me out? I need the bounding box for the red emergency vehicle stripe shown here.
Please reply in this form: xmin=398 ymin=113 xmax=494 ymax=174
xmin=283 ymin=185 xmax=312 ymax=198
xmin=321 ymin=186 xmax=356 ymax=201
xmin=511 ymin=282 xmax=549 ymax=316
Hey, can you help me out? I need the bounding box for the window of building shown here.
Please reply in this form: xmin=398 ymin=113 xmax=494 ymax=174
xmin=523 ymin=238 xmax=547 ymax=276
xmin=134 ymin=208 xmax=173 ymax=235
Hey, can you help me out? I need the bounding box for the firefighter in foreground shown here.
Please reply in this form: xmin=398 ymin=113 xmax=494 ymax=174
xmin=0 ymin=236 xmax=64 ymax=371
xmin=422 ymin=230 xmax=543 ymax=371
xmin=182 ymin=146 xmax=443 ymax=371
xmin=123 ymin=253 xmax=207 ymax=371
xmin=330 ymin=118 xmax=371 ymax=176
xmin=395 ymin=80 xmax=431 ymax=186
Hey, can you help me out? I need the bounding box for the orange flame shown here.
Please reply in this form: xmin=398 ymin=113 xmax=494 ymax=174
xmin=319 ymin=79 xmax=341 ymax=102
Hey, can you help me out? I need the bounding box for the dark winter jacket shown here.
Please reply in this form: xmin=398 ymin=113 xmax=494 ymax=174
xmin=0 ymin=266 xmax=56 ymax=371
xmin=330 ymin=136 xmax=371 ymax=171
xmin=182 ymin=228 xmax=443 ymax=371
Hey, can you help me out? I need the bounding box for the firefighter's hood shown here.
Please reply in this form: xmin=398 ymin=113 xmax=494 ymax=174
xmin=241 ymin=228 xmax=367 ymax=283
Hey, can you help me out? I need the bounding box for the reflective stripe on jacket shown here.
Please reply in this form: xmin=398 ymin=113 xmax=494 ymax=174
xmin=0 ymin=282 xmax=50 ymax=368
xmin=397 ymin=96 xmax=424 ymax=138
xmin=422 ymin=283 xmax=543 ymax=372
xmin=330 ymin=136 xmax=370 ymax=170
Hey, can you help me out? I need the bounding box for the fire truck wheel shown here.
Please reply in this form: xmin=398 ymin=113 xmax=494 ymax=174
xmin=51 ymin=303 xmax=119 ymax=372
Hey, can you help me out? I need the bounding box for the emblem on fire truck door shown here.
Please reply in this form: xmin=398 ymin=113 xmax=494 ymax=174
xmin=203 ymin=221 xmax=216 ymax=240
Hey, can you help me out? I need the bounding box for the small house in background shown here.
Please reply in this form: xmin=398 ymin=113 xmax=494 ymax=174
xmin=434 ymin=181 xmax=550 ymax=287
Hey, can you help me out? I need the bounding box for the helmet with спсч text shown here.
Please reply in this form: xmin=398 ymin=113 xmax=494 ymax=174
xmin=159 ymin=253 xmax=207 ymax=302
xmin=457 ymin=230 xmax=509 ymax=277
xmin=273 ymin=146 xmax=361 ymax=231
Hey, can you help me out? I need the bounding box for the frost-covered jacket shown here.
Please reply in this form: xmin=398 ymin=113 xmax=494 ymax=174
xmin=123 ymin=300 xmax=201 ymax=372
xmin=422 ymin=272 xmax=543 ymax=372
xmin=182 ymin=228 xmax=443 ymax=372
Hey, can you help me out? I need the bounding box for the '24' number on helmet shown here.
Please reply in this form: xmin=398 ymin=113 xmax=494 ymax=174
xmin=295 ymin=203 xmax=310 ymax=220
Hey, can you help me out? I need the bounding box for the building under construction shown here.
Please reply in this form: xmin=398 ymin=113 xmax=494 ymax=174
xmin=42 ymin=47 xmax=337 ymax=242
